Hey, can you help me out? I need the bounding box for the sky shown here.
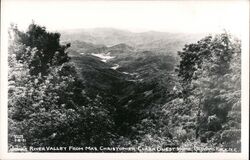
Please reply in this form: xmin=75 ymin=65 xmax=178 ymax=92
xmin=2 ymin=0 xmax=249 ymax=35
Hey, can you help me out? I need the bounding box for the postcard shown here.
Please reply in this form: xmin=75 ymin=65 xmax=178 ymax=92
xmin=0 ymin=0 xmax=249 ymax=160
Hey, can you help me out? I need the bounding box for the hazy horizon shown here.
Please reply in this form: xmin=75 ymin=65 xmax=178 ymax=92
xmin=8 ymin=25 xmax=238 ymax=38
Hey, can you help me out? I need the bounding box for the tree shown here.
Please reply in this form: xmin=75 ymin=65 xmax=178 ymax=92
xmin=177 ymin=32 xmax=241 ymax=151
xmin=8 ymin=23 xmax=117 ymax=150
xmin=12 ymin=22 xmax=70 ymax=76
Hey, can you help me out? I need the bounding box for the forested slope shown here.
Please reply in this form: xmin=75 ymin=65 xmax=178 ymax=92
xmin=8 ymin=23 xmax=241 ymax=152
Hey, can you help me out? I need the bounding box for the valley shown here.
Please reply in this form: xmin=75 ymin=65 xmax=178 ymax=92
xmin=8 ymin=25 xmax=241 ymax=152
xmin=61 ymin=28 xmax=204 ymax=144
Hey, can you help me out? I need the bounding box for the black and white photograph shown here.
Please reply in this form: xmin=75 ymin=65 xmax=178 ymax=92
xmin=0 ymin=0 xmax=249 ymax=159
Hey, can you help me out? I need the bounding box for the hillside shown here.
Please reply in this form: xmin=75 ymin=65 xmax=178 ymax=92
xmin=67 ymin=41 xmax=178 ymax=137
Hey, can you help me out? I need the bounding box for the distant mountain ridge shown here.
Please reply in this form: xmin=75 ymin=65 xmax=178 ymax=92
xmin=61 ymin=28 xmax=206 ymax=55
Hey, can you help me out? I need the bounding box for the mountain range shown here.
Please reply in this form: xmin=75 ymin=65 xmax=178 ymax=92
xmin=61 ymin=28 xmax=205 ymax=56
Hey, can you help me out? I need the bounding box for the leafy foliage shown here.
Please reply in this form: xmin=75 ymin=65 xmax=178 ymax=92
xmin=8 ymin=23 xmax=116 ymax=149
xmin=176 ymin=32 xmax=241 ymax=151
xmin=8 ymin=23 xmax=241 ymax=152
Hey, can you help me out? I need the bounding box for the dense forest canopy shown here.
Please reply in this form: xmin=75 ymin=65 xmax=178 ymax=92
xmin=8 ymin=23 xmax=241 ymax=152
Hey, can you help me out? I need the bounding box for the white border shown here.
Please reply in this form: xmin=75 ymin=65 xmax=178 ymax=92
xmin=1 ymin=0 xmax=249 ymax=160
